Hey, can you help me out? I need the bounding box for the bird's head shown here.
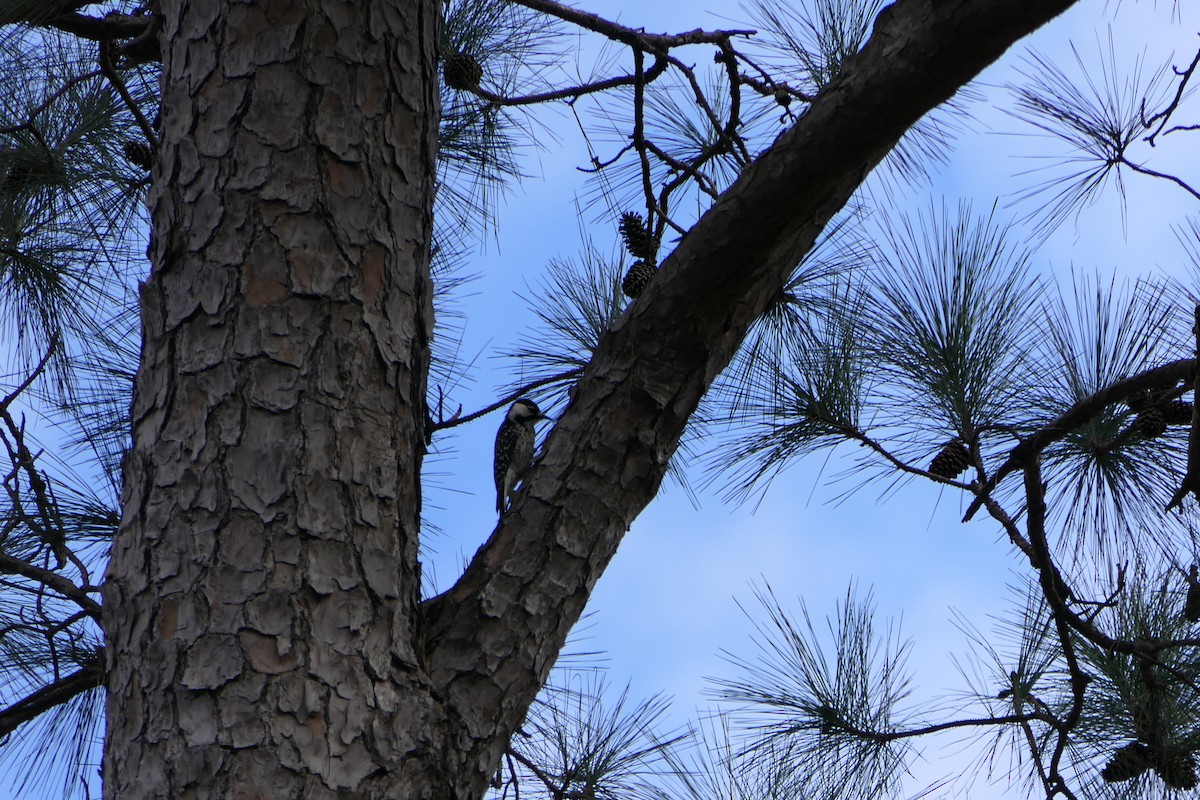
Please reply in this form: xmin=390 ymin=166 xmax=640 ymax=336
xmin=508 ymin=398 xmax=548 ymax=424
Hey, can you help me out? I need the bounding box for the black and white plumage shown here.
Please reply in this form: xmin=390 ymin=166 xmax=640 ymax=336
xmin=494 ymin=398 xmax=548 ymax=515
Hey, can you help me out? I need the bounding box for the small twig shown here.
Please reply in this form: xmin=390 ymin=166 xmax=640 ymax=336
xmin=648 ymin=197 xmax=687 ymax=239
xmin=977 ymin=492 xmax=1035 ymax=562
xmin=1016 ymin=715 xmax=1056 ymax=800
xmin=576 ymin=142 xmax=635 ymax=173
xmin=709 ymin=44 xmax=752 ymax=164
xmin=0 ymin=409 xmax=69 ymax=569
xmin=1079 ymin=563 xmax=1125 ymax=625
xmin=0 ymin=335 xmax=58 ymax=412
xmin=0 ymin=552 xmax=101 ymax=619
xmin=736 ymin=64 xmax=816 ymax=105
xmin=98 ymin=39 xmax=157 ymax=147
xmin=427 ymin=369 xmax=583 ymax=435
xmin=1121 ymin=157 xmax=1200 ymax=203
xmin=631 ymin=48 xmax=657 ymax=235
xmin=830 ymin=709 xmax=1058 ymax=745
xmin=664 ymin=51 xmax=744 ymax=164
xmin=506 ymin=747 xmax=559 ymax=798
xmin=1144 ymin=46 xmax=1200 ymax=147
xmin=474 ymin=56 xmax=668 ymax=107
xmin=0 ymin=71 xmax=104 ymax=137
xmin=643 ymin=140 xmax=720 ymax=199
xmin=500 ymin=751 xmax=518 ymax=800
xmin=1021 ymin=459 xmax=1088 ymax=787
xmin=510 ymin=0 xmax=753 ymax=51
xmin=835 ymin=424 xmax=976 ymax=492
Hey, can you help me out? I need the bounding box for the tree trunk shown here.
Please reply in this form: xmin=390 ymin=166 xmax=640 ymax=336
xmin=103 ymin=1 xmax=1082 ymax=799
xmin=103 ymin=1 xmax=452 ymax=796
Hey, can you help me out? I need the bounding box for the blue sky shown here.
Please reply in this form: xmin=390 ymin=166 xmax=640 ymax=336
xmin=420 ymin=1 xmax=1200 ymax=797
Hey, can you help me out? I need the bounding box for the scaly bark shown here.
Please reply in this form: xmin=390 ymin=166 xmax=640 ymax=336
xmin=104 ymin=1 xmax=442 ymax=797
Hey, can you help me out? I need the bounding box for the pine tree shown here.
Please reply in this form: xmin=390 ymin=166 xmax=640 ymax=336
xmin=1 ymin=1 xmax=1199 ymax=799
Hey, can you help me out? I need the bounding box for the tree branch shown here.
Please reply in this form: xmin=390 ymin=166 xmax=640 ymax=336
xmin=0 ymin=552 xmax=101 ymax=618
xmin=98 ymin=39 xmax=157 ymax=147
xmin=1021 ymin=459 xmax=1090 ymax=788
xmin=962 ymin=358 xmax=1196 ymax=522
xmin=426 ymin=369 xmax=583 ymax=436
xmin=0 ymin=335 xmax=57 ymax=413
xmin=419 ymin=0 xmax=1088 ymax=782
xmin=44 ymin=11 xmax=150 ymax=43
xmin=833 ymin=709 xmax=1059 ymax=745
xmin=510 ymin=0 xmax=753 ymax=51
xmin=1121 ymin=157 xmax=1200 ymax=203
xmin=0 ymin=71 xmax=103 ymax=137
xmin=0 ymin=658 xmax=103 ymax=739
xmin=1144 ymin=46 xmax=1200 ymax=147
xmin=474 ymin=55 xmax=668 ymax=107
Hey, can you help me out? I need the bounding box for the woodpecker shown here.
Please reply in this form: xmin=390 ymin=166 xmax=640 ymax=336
xmin=494 ymin=398 xmax=548 ymax=515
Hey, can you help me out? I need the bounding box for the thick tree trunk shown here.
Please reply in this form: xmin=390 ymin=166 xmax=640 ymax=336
xmin=103 ymin=1 xmax=1083 ymax=799
xmin=103 ymin=1 xmax=450 ymax=797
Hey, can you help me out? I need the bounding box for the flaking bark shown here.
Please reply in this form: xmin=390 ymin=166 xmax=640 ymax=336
xmin=104 ymin=1 xmax=444 ymax=797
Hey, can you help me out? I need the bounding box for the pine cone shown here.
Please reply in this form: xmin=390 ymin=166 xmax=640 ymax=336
xmin=621 ymin=260 xmax=656 ymax=299
xmin=928 ymin=438 xmax=969 ymax=479
xmin=1163 ymin=400 xmax=1194 ymax=427
xmin=1133 ymin=407 xmax=1167 ymax=438
xmin=443 ymin=53 xmax=483 ymax=90
xmin=123 ymin=140 xmax=153 ymax=170
xmin=618 ymin=211 xmax=654 ymax=261
xmin=1155 ymin=749 xmax=1199 ymax=790
xmin=1101 ymin=742 xmax=1153 ymax=783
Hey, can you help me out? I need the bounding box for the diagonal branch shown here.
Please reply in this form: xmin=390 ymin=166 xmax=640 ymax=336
xmin=1121 ymin=158 xmax=1200 ymax=203
xmin=0 ymin=552 xmax=101 ymax=618
xmin=0 ymin=659 xmax=103 ymax=739
xmin=419 ymin=0 xmax=1088 ymax=790
xmin=0 ymin=336 xmax=58 ymax=413
xmin=0 ymin=71 xmax=103 ymax=137
xmin=1144 ymin=47 xmax=1200 ymax=147
xmin=99 ymin=39 xmax=157 ymax=147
